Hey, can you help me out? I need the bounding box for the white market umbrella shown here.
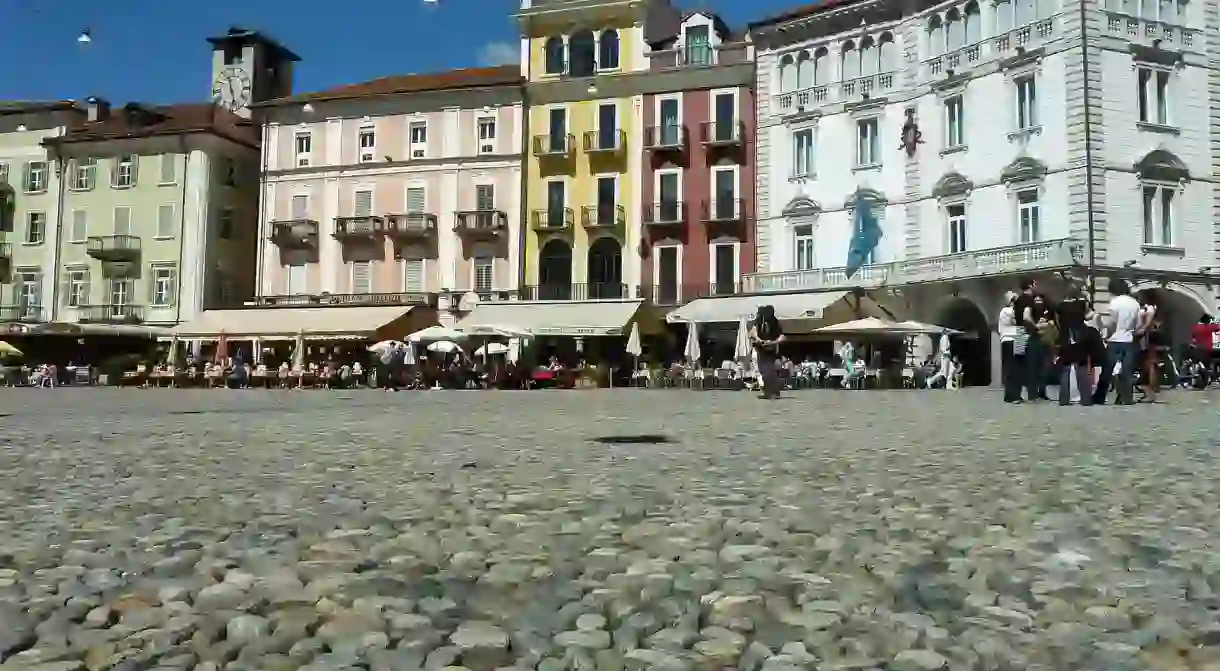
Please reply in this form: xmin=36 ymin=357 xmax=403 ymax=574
xmin=683 ymin=322 xmax=701 ymax=365
xmin=625 ymin=322 xmax=642 ymax=357
xmin=462 ymin=324 xmax=532 ymax=338
xmin=475 ymin=342 xmax=510 ymax=356
xmin=403 ymin=343 xmax=417 ymax=366
xmin=292 ymin=331 xmax=306 ymax=371
xmin=507 ymin=338 xmax=522 ymax=364
xmin=733 ymin=316 xmax=752 ymax=359
xmin=894 ymin=320 xmax=963 ymax=336
xmin=811 ymin=317 xmax=902 ymax=336
xmin=427 ymin=340 xmax=462 ymax=354
xmin=167 ymin=333 xmax=180 ymax=368
xmin=408 ymin=325 xmax=468 ymax=343
xmin=368 ymin=340 xmax=403 ymax=353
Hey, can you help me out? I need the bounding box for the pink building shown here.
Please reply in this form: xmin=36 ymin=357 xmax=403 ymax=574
xmin=254 ymin=67 xmax=524 ymax=324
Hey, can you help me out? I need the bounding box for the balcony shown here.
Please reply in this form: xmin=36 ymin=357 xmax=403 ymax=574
xmin=701 ymin=198 xmax=746 ymax=223
xmin=773 ymin=72 xmax=896 ymax=116
xmin=86 ymin=235 xmax=141 ymax=262
xmin=643 ymin=125 xmax=687 ymax=152
xmin=0 ymin=305 xmax=44 ymax=323
xmin=230 ymin=292 xmax=435 ymax=309
xmin=385 ymin=213 xmax=438 ymax=239
xmin=742 ymin=238 xmax=1085 ymax=293
xmin=1103 ymin=11 xmax=1195 ymax=47
xmin=455 ymin=210 xmax=508 ymax=238
xmin=646 ymin=42 xmax=749 ymax=69
xmin=533 ymin=133 xmax=575 ymax=157
xmin=583 ymin=129 xmax=626 ymax=153
xmin=78 ymin=304 xmax=144 ymax=324
xmin=700 ymin=121 xmax=745 ymax=147
xmin=581 ymin=204 xmax=625 ymax=229
xmin=520 ymin=283 xmax=628 ymax=301
xmin=643 ymin=201 xmax=686 ymax=226
xmin=638 ymin=282 xmax=742 ymax=306
xmin=922 ymin=19 xmax=1059 ymax=78
xmin=531 ymin=208 xmax=574 ymax=232
xmin=269 ymin=219 xmax=319 ymax=249
xmin=333 ymin=216 xmax=386 ymax=240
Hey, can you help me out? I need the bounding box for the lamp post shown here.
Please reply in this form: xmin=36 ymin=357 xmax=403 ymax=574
xmin=1079 ymin=0 xmax=1098 ymax=303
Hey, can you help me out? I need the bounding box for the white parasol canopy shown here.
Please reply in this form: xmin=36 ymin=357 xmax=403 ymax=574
xmin=427 ymin=340 xmax=462 ymax=354
xmin=475 ymin=342 xmax=510 ymax=356
xmin=812 ymin=317 xmax=902 ymax=336
xmin=292 ymin=331 xmax=306 ymax=371
xmin=894 ymin=320 xmax=963 ymax=335
xmin=625 ymin=322 xmax=642 ymax=357
xmin=683 ymin=322 xmax=701 ymax=364
xmin=733 ymin=316 xmax=752 ymax=359
xmin=507 ymin=338 xmax=522 ymax=364
xmin=408 ymin=325 xmax=468 ymax=342
xmin=368 ymin=340 xmax=404 ymax=353
xmin=461 ymin=324 xmax=532 ymax=338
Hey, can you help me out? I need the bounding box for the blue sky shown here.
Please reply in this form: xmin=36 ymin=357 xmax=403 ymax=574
xmin=3 ymin=0 xmax=799 ymax=105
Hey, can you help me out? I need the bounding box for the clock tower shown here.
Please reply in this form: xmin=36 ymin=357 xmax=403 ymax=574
xmin=206 ymin=26 xmax=300 ymax=118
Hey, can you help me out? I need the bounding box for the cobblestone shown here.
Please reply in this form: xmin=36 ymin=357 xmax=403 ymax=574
xmin=0 ymin=387 xmax=1218 ymax=669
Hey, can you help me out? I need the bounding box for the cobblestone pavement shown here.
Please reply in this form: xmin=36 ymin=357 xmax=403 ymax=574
xmin=0 ymin=387 xmax=1219 ymax=671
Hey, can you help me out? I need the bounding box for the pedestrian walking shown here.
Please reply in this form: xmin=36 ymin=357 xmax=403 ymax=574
xmin=750 ymin=305 xmax=785 ymax=399
xmin=1092 ymin=277 xmax=1140 ymax=405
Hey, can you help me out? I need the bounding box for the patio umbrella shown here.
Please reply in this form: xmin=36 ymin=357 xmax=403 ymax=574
xmin=894 ymin=320 xmax=963 ymax=336
xmin=427 ymin=340 xmax=462 ymax=354
xmin=0 ymin=341 xmax=23 ymax=358
xmin=368 ymin=340 xmax=403 ymax=353
xmin=292 ymin=331 xmax=305 ymax=371
xmin=625 ymin=322 xmax=642 ymax=358
xmin=167 ymin=334 xmax=180 ymax=368
xmin=683 ymin=322 xmax=701 ymax=365
xmin=462 ymin=324 xmax=532 ymax=338
xmin=403 ymin=343 xmax=417 ymax=366
xmin=408 ymin=325 xmax=468 ymax=342
xmin=475 ymin=342 xmax=510 ymax=356
xmin=733 ymin=317 xmax=752 ymax=359
xmin=507 ymin=338 xmax=521 ymax=364
xmin=811 ymin=317 xmax=902 ymax=336
xmin=214 ymin=331 xmax=229 ymax=364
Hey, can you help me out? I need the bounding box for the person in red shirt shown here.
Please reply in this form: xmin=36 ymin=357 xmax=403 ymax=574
xmin=1190 ymin=315 xmax=1219 ymax=365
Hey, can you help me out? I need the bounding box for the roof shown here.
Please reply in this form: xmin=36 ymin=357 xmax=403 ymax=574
xmin=45 ymin=103 xmax=258 ymax=148
xmin=206 ymin=26 xmax=301 ymax=62
xmin=748 ymin=0 xmax=864 ymax=31
xmin=256 ymin=66 xmax=523 ymax=108
xmin=0 ymin=101 xmax=80 ymax=116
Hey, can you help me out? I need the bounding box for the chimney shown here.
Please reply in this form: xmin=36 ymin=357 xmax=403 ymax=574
xmin=85 ymin=96 xmax=110 ymax=122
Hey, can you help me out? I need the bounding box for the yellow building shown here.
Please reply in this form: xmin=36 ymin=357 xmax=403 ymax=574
xmin=516 ymin=0 xmax=650 ymax=302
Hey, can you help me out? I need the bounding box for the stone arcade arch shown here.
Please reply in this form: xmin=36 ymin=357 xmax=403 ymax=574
xmin=538 ymin=238 xmax=573 ymax=300
xmin=933 ymin=296 xmax=992 ymax=387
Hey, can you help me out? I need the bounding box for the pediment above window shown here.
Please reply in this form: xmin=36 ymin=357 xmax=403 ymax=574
xmin=1000 ymin=155 xmax=1047 ymax=183
xmin=782 ymin=196 xmax=820 ymax=218
xmin=932 ymin=172 xmax=974 ymax=199
xmin=1135 ymin=149 xmax=1189 ymax=182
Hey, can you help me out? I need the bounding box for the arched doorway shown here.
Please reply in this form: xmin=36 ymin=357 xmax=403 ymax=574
xmin=1133 ymin=283 xmax=1209 ymax=351
xmin=538 ymin=239 xmax=572 ymax=300
xmin=934 ymin=297 xmax=991 ymax=386
xmin=587 ymin=237 xmax=623 ymax=299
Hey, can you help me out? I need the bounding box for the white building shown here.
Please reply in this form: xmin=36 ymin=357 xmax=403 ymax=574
xmin=745 ymin=0 xmax=1218 ymax=384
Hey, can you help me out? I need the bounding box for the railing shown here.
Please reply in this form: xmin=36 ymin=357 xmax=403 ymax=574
xmin=742 ymin=238 xmax=1084 ymax=293
xmin=637 ymin=282 xmax=742 ymax=305
xmin=269 ymin=219 xmax=319 ymax=247
xmin=532 ymin=134 xmax=574 ymax=156
xmin=86 ymin=235 xmax=141 ymax=259
xmin=701 ymin=198 xmax=745 ymax=222
xmin=924 ymin=18 xmax=1058 ymax=77
xmin=643 ymin=201 xmax=686 ymax=225
xmin=646 ymin=42 xmax=750 ymax=69
xmin=1103 ymin=11 xmax=1196 ymax=46
xmin=0 ymin=305 xmax=44 ymax=322
xmin=700 ymin=121 xmax=744 ymax=145
xmin=773 ymin=72 xmax=895 ymax=115
xmin=581 ymin=204 xmax=625 ymax=228
xmin=583 ymin=129 xmax=626 ymax=152
xmin=531 ymin=208 xmax=574 ymax=231
xmin=333 ymin=216 xmax=385 ymax=239
xmin=386 ymin=213 xmax=438 ymax=237
xmin=643 ymin=125 xmax=687 ymax=150
xmin=520 ymin=283 xmax=628 ymax=301
xmin=455 ymin=210 xmax=508 ymax=235
xmin=232 ymin=292 xmax=435 ymax=309
xmin=78 ymin=304 xmax=144 ymax=323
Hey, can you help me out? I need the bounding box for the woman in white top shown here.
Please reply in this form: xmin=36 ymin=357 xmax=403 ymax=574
xmin=998 ymin=290 xmax=1023 ymax=402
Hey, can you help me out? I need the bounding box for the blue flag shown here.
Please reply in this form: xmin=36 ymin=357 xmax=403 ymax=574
xmin=844 ymin=194 xmax=881 ymax=279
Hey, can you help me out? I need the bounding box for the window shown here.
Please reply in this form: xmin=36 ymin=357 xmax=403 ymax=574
xmin=658 ymin=98 xmax=680 ymax=145
xmin=286 ymin=264 xmax=308 ymax=294
xmin=548 ymin=108 xmax=568 ymax=152
xmin=856 ymin=118 xmax=879 ymax=166
xmin=354 ymin=190 xmax=373 ymax=217
xmin=409 ymin=122 xmax=427 ymax=158
xmin=712 ymin=168 xmax=737 ymax=219
xmin=658 ymin=171 xmax=680 ymax=221
xmin=713 ymin=92 xmax=736 ymax=127
xmin=1137 ymin=68 xmax=1170 ymax=126
xmin=65 ymin=270 xmax=89 ymax=307
xmin=109 ymin=279 xmax=131 ymax=309
xmin=544 ymin=37 xmax=566 ymax=75
xmin=475 ymin=184 xmax=495 ymax=211
xmin=0 ymin=162 xmax=6 ymax=184
xmin=23 ymin=212 xmax=45 ymax=245
xmin=712 ymin=243 xmax=737 ymax=295
xmin=113 ymin=206 xmax=131 ymax=235
xmin=24 ymin=161 xmax=46 ymax=192
xmin=17 ymin=273 xmax=41 ymax=317
xmin=792 ymin=129 xmax=815 ymax=177
xmin=546 ymin=180 xmax=566 ymax=226
xmin=473 ymin=256 xmax=494 ymax=292
xmin=596 ymin=176 xmax=616 ymax=225
xmin=598 ymin=29 xmax=620 ymax=70
xmin=71 ymin=158 xmax=96 ymax=190
xmin=406 ymin=187 xmax=426 ymax=213
xmin=1017 ymin=189 xmax=1040 ymax=243
xmin=794 ymin=225 xmax=815 ymax=270
xmin=685 ymin=25 xmax=713 ymax=66
xmin=947 ymin=203 xmax=967 ymax=253
xmin=157 ymin=204 xmax=175 ymax=238
xmin=656 ymin=246 xmax=680 ymax=304
xmin=295 ymin=133 xmax=312 ymax=167
xmin=597 ymin=103 xmax=618 ymax=149
xmin=113 ymin=155 xmax=136 ymax=187
xmin=944 ymin=96 xmax=965 ymax=148
xmin=352 ymin=260 xmax=372 ymax=294
xmin=221 ymin=157 xmax=237 ymax=186
xmin=151 ymin=266 xmax=177 ymax=307
xmin=159 ymin=155 xmax=177 ymax=184
xmin=218 ymin=208 xmax=234 ymax=239
xmin=291 ymin=195 xmax=309 ymax=220
xmin=402 ymin=259 xmax=424 ymax=292
xmin=70 ymin=210 xmax=88 ymax=242
xmin=359 ymin=127 xmax=376 ymax=162
xmin=569 ymin=30 xmax=596 ymax=77
xmin=478 ymin=117 xmax=496 ymax=154
xmin=1015 ymin=76 xmax=1037 ymax=130
xmin=1141 ymin=184 xmax=1175 ymax=246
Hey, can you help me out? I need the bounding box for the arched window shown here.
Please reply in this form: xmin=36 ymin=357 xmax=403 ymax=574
xmin=945 ymin=9 xmax=963 ymax=50
xmin=927 ymin=16 xmax=944 ymax=57
xmin=598 ymin=29 xmax=620 ymax=70
xmin=859 ymin=36 xmax=878 ymax=76
xmin=994 ymin=0 xmax=1014 ymax=32
xmin=778 ymin=54 xmax=797 ymax=93
xmin=813 ymin=47 xmax=829 ymax=83
xmin=878 ymin=33 xmax=896 ymax=72
xmin=569 ymin=30 xmax=596 ymax=77
xmin=544 ymin=37 xmax=565 ymax=74
xmin=841 ymin=41 xmax=860 ymax=80
xmin=964 ymin=2 xmax=982 ymax=43
xmin=796 ymin=51 xmax=814 ymax=89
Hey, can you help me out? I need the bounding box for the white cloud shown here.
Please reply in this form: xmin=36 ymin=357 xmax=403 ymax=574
xmin=477 ymin=41 xmax=519 ymax=66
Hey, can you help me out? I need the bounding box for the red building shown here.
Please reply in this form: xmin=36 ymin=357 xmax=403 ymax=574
xmin=638 ymin=10 xmax=755 ymax=307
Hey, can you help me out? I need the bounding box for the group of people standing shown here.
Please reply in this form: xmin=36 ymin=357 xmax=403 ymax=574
xmin=999 ymin=276 xmax=1165 ymax=406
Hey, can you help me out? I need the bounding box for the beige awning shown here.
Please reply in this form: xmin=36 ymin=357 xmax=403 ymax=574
xmin=457 ymin=299 xmax=643 ymax=336
xmin=172 ymin=306 xmax=429 ymax=341
xmin=667 ymin=290 xmax=882 ymax=324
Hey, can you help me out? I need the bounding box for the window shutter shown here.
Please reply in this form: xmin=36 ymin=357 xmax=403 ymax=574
xmin=113 ymin=207 xmax=131 ymax=235
xmin=406 ymin=188 xmax=425 ymax=213
xmin=81 ymin=273 xmax=90 ymax=306
xmin=158 ymin=205 xmax=175 ymax=238
xmin=476 ymin=185 xmax=494 ymax=211
xmin=288 ymin=265 xmax=307 ymax=294
xmin=352 ymin=261 xmax=372 ymax=294
xmin=72 ymin=210 xmax=87 ymax=241
xmin=354 ymin=190 xmax=373 ymax=217
xmin=160 ymin=155 xmax=176 ymax=183
xmin=60 ymin=273 xmax=71 ymax=306
xmin=403 ymin=259 xmax=424 ymax=292
xmin=291 ymin=195 xmax=308 ymax=219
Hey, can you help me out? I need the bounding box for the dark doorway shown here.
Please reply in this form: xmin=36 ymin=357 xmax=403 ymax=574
xmin=935 ymin=298 xmax=991 ymax=387
xmin=539 ymin=238 xmax=572 ymax=300
xmin=587 ymin=237 xmax=623 ymax=299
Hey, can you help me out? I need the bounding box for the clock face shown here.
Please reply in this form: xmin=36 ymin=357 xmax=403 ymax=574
xmin=212 ymin=66 xmax=252 ymax=111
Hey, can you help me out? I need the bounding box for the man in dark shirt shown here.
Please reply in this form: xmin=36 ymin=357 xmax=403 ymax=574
xmin=1013 ymin=277 xmax=1048 ymax=400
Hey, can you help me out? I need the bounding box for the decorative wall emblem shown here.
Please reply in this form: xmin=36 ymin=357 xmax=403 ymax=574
xmin=899 ymin=108 xmax=923 ymax=157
